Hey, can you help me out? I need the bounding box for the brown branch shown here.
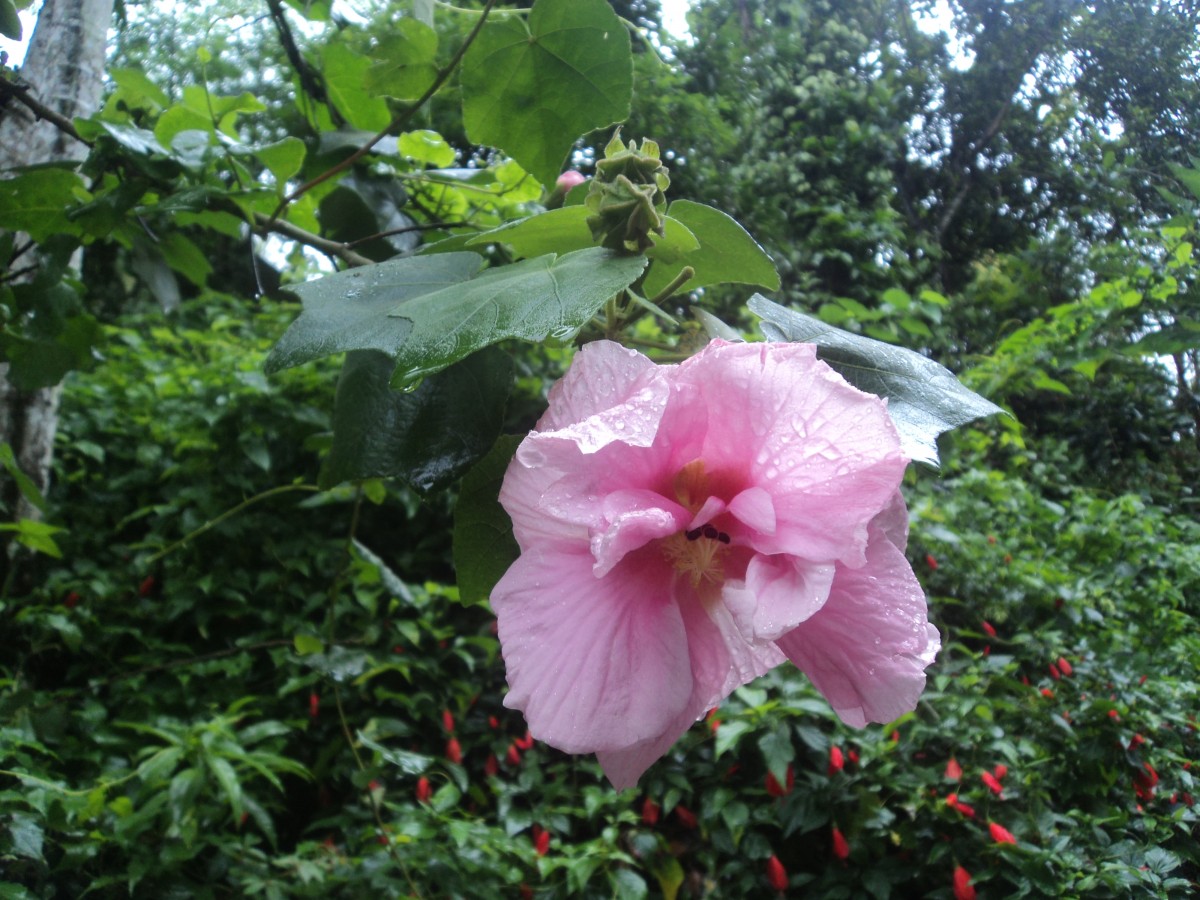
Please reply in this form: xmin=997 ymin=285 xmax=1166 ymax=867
xmin=271 ymin=0 xmax=500 ymax=223
xmin=266 ymin=0 xmax=346 ymax=127
xmin=0 ymin=78 xmax=91 ymax=148
xmin=252 ymin=211 xmax=374 ymax=268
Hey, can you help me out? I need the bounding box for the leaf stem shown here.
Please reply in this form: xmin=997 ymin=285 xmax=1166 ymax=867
xmin=647 ymin=265 xmax=695 ymax=306
xmin=142 ymin=483 xmax=320 ymax=565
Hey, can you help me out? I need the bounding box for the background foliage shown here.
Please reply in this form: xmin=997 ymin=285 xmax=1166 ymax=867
xmin=2 ymin=0 xmax=1198 ymax=897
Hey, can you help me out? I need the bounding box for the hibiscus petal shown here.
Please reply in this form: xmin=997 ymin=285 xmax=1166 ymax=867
xmin=591 ymin=490 xmax=687 ymax=577
xmin=492 ymin=543 xmax=692 ymax=754
xmin=677 ymin=341 xmax=906 ymax=565
xmin=728 ymin=486 xmax=776 ymax=535
xmin=776 ymin=524 xmax=940 ymax=727
xmin=724 ymin=555 xmax=836 ymax=642
xmin=539 ymin=340 xmax=660 ymax=431
xmin=596 ymin=594 xmax=783 ymax=788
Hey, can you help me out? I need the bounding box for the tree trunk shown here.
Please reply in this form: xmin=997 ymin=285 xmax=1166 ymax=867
xmin=0 ymin=0 xmax=112 ymax=551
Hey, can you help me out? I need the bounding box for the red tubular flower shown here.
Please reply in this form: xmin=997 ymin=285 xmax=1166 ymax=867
xmin=945 ymin=758 xmax=963 ymax=781
xmin=926 ymin=554 xmax=938 ymax=570
xmin=515 ymin=729 xmax=534 ymax=751
xmin=981 ymin=620 xmax=997 ymax=637
xmin=831 ymin=827 xmax=850 ymax=860
xmin=309 ymin=692 xmax=320 ymax=719
xmin=828 ymin=746 xmax=845 ymax=775
xmin=1041 ymin=688 xmax=1054 ymax=698
xmin=1128 ymin=733 xmax=1145 ymax=750
xmin=533 ymin=826 xmax=550 ymax=857
xmin=1057 ymin=656 xmax=1073 ymax=677
xmin=1133 ymin=763 xmax=1158 ymax=801
xmin=138 ymin=575 xmax=156 ymax=597
xmin=992 ymin=764 xmax=1008 ymax=780
xmin=766 ymin=854 xmax=788 ymax=892
xmin=953 ymin=865 xmax=977 ymax=900
xmin=1108 ymin=709 xmax=1120 ymax=720
xmin=988 ymin=822 xmax=1017 ymax=845
xmin=64 ymin=591 xmax=81 ymax=608
xmin=1049 ymin=662 xmax=1061 ymax=680
xmin=765 ymin=768 xmax=792 ymax=797
xmin=945 ymin=794 xmax=976 ymax=818
xmin=484 ymin=753 xmax=499 ymax=777
xmin=442 ymin=709 xmax=455 ymax=733
xmin=506 ymin=743 xmax=522 ymax=767
xmin=488 ymin=715 xmax=499 ymax=729
xmin=674 ymin=805 xmax=697 ymax=829
xmin=446 ymin=737 xmax=463 ymax=765
xmin=981 ymin=771 xmax=1003 ymax=796
xmin=641 ymin=797 xmax=660 ymax=825
xmin=415 ymin=776 xmax=432 ymax=803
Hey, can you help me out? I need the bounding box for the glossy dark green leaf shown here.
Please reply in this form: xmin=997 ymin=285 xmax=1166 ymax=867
xmin=264 ymin=252 xmax=484 ymax=373
xmin=461 ymin=0 xmax=632 ymax=185
xmin=453 ymin=434 xmax=521 ymax=603
xmin=642 ymin=200 xmax=780 ymax=300
xmin=750 ymin=295 xmax=1004 ymax=466
xmin=0 ymin=315 xmax=101 ymax=390
xmin=386 ymin=248 xmax=647 ymax=386
xmin=321 ymin=347 xmax=513 ymax=492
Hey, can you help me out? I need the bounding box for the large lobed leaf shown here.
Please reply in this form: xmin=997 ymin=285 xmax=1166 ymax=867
xmin=385 ymin=247 xmax=646 ymax=387
xmin=461 ymin=0 xmax=632 ymax=185
xmin=453 ymin=434 xmax=522 ymax=604
xmin=749 ymin=295 xmax=1003 ymax=466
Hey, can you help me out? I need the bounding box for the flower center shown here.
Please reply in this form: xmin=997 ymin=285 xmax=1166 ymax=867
xmin=661 ymin=529 xmax=727 ymax=588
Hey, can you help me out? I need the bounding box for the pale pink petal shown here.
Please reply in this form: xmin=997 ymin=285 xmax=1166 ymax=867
xmin=676 ymin=341 xmax=905 ymax=565
xmin=590 ymin=490 xmax=687 ymax=577
xmin=728 ymin=486 xmax=776 ymax=535
xmin=492 ymin=543 xmax=692 ymax=754
xmin=873 ymin=491 xmax=910 ymax=552
xmin=687 ymin=495 xmax=728 ymax=529
xmin=538 ymin=340 xmax=659 ymax=430
xmin=596 ymin=594 xmax=783 ymax=789
xmin=723 ymin=555 xmax=836 ymax=642
xmin=776 ymin=524 xmax=940 ymax=727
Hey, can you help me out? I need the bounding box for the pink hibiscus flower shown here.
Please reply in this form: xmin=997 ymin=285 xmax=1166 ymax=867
xmin=491 ymin=340 xmax=940 ymax=788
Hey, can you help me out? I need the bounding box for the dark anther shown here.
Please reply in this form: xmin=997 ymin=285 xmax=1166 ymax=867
xmin=702 ymin=524 xmax=719 ymax=540
xmin=685 ymin=528 xmax=703 ymax=541
xmin=717 ymin=532 xmax=731 ymax=544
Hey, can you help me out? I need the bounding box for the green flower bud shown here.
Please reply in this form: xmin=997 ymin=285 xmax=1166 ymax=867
xmin=585 ymin=133 xmax=671 ymax=253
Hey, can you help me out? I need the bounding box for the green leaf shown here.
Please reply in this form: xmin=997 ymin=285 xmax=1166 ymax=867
xmin=108 ymin=68 xmax=170 ymax=110
xmin=462 ymin=0 xmax=632 ymax=185
xmin=652 ymin=857 xmax=685 ymax=900
xmin=265 ymin=252 xmax=484 ymax=373
xmin=0 ymin=314 xmax=102 ymax=390
xmin=453 ymin=434 xmax=522 ymax=603
xmin=254 ymin=137 xmax=307 ymax=186
xmin=322 ymin=41 xmax=392 ymax=131
xmin=399 ymin=130 xmax=456 ymax=167
xmin=365 ymin=19 xmax=439 ymax=100
xmin=0 ymin=442 xmax=46 ymax=512
xmin=749 ymin=295 xmax=1004 ymax=466
xmin=358 ymin=732 xmax=433 ymax=775
xmin=321 ymin=347 xmax=513 ymax=492
xmin=293 ymin=634 xmax=324 ymax=656
xmin=0 ymin=169 xmax=88 ymax=242
xmin=6 ymin=814 xmax=42 ymax=861
xmin=641 ymin=200 xmax=779 ymax=300
xmin=467 ymin=206 xmax=596 ymax=258
xmin=386 ymin=248 xmax=647 ymax=386
xmin=207 ymin=756 xmax=244 ymax=819
xmin=0 ymin=0 xmax=21 ymax=40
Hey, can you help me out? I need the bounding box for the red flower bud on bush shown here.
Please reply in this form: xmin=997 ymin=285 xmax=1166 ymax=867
xmin=831 ymin=826 xmax=850 ymax=860
xmin=828 ymin=745 xmax=845 ymax=775
xmin=1049 ymin=662 xmax=1061 ymax=680
xmin=992 ymin=764 xmax=1008 ymax=780
xmin=988 ymin=822 xmax=1017 ymax=845
xmin=766 ymin=854 xmax=788 ymax=892
xmin=953 ymin=865 xmax=976 ymax=900
xmin=925 ymin=554 xmax=938 ymax=570
xmin=484 ymin=753 xmax=499 ymax=777
xmin=64 ymin=591 xmax=81 ymax=608
xmin=765 ymin=764 xmax=795 ymax=797
xmin=1057 ymin=656 xmax=1073 ymax=677
xmin=641 ymin=797 xmax=660 ymax=825
xmin=506 ymin=743 xmax=521 ymax=767
xmin=308 ymin=691 xmax=320 ymax=719
xmin=945 ymin=794 xmax=976 ymax=818
xmin=532 ymin=825 xmax=550 ymax=856
xmin=945 ymin=758 xmax=963 ymax=781
xmin=1041 ymin=688 xmax=1054 ymax=698
xmin=515 ymin=729 xmax=534 ymax=750
xmin=556 ymin=170 xmax=586 ymax=191
xmin=1133 ymin=762 xmax=1158 ymax=801
xmin=446 ymin=737 xmax=462 ymax=765
xmin=981 ymin=771 xmax=1003 ymax=796
xmin=674 ymin=805 xmax=697 ymax=829
xmin=138 ymin=575 xmax=156 ymax=597
xmin=981 ymin=620 xmax=996 ymax=637
xmin=415 ymin=777 xmax=432 ymax=803
xmin=442 ymin=709 xmax=455 ymax=733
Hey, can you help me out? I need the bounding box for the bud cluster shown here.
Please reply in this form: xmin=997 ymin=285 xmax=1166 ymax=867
xmin=585 ymin=132 xmax=670 ymax=253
